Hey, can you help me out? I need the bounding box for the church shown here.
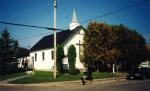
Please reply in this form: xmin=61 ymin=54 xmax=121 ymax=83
xmin=30 ymin=9 xmax=85 ymax=71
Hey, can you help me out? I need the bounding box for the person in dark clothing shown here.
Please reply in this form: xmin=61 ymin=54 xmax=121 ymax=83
xmin=81 ymin=65 xmax=93 ymax=85
xmin=81 ymin=74 xmax=87 ymax=85
xmin=86 ymin=65 xmax=93 ymax=81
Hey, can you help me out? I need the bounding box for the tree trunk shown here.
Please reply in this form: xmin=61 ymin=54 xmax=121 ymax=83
xmin=112 ymin=64 xmax=115 ymax=74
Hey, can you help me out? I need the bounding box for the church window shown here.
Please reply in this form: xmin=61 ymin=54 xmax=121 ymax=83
xmin=35 ymin=53 xmax=37 ymax=61
xmin=51 ymin=51 xmax=54 ymax=60
xmin=42 ymin=52 xmax=45 ymax=60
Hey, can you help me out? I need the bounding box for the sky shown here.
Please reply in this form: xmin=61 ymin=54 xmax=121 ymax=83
xmin=0 ymin=0 xmax=150 ymax=48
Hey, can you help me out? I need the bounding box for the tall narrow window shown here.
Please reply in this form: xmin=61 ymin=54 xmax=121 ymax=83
xmin=51 ymin=51 xmax=54 ymax=60
xmin=35 ymin=53 xmax=37 ymax=61
xmin=32 ymin=57 xmax=34 ymax=68
xmin=42 ymin=52 xmax=45 ymax=60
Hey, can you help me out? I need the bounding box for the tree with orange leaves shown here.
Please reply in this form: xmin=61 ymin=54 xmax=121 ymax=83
xmin=83 ymin=22 xmax=146 ymax=73
xmin=83 ymin=22 xmax=120 ymax=73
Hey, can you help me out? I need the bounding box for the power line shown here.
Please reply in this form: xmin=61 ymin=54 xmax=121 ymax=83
xmin=81 ymin=0 xmax=149 ymax=24
xmin=11 ymin=0 xmax=150 ymax=40
xmin=19 ymin=32 xmax=51 ymax=40
xmin=75 ymin=0 xmax=149 ymax=36
xmin=27 ymin=0 xmax=150 ymax=39
xmin=0 ymin=21 xmax=64 ymax=31
xmin=0 ymin=0 xmax=149 ymax=41
xmin=0 ymin=0 xmax=148 ymax=32
xmin=63 ymin=0 xmax=149 ymax=30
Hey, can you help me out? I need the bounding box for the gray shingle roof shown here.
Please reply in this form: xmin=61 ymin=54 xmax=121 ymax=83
xmin=16 ymin=47 xmax=30 ymax=58
xmin=30 ymin=26 xmax=84 ymax=52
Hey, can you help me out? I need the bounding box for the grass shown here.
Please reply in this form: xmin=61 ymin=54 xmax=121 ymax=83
xmin=0 ymin=72 xmax=26 ymax=81
xmin=93 ymin=72 xmax=115 ymax=79
xmin=9 ymin=71 xmax=116 ymax=84
xmin=114 ymin=72 xmax=128 ymax=77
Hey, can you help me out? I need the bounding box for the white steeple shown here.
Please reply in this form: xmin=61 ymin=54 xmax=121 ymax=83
xmin=72 ymin=9 xmax=78 ymax=23
xmin=69 ymin=9 xmax=80 ymax=30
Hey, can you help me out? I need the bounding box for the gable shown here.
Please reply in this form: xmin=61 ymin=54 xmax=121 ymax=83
xmin=30 ymin=26 xmax=85 ymax=52
xmin=62 ymin=26 xmax=85 ymax=46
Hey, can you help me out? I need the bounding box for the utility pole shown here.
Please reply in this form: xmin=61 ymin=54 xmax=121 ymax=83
xmin=53 ymin=0 xmax=57 ymax=79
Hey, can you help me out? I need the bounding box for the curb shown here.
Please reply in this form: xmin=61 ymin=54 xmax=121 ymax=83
xmin=0 ymin=77 xmax=126 ymax=86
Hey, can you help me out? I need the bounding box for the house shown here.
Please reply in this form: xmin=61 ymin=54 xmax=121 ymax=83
xmin=30 ymin=9 xmax=85 ymax=71
xmin=138 ymin=44 xmax=150 ymax=68
xmin=139 ymin=60 xmax=150 ymax=68
xmin=16 ymin=47 xmax=32 ymax=69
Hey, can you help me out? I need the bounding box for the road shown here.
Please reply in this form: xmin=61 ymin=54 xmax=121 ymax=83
xmin=0 ymin=79 xmax=150 ymax=91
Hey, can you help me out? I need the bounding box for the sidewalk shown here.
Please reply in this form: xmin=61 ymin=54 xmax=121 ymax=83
xmin=0 ymin=75 xmax=29 ymax=84
xmin=0 ymin=76 xmax=126 ymax=86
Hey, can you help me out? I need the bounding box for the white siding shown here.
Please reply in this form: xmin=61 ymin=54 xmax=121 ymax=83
xmin=30 ymin=28 xmax=85 ymax=70
xmin=30 ymin=49 xmax=54 ymax=71
xmin=63 ymin=28 xmax=85 ymax=69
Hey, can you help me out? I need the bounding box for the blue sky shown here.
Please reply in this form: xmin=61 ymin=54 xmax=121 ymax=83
xmin=0 ymin=0 xmax=150 ymax=48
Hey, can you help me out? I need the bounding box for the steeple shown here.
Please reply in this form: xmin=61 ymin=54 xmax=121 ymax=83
xmin=72 ymin=9 xmax=78 ymax=23
xmin=69 ymin=9 xmax=80 ymax=30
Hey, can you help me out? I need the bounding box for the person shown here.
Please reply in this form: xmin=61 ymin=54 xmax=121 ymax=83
xmin=81 ymin=65 xmax=93 ymax=85
xmin=81 ymin=74 xmax=87 ymax=85
xmin=86 ymin=65 xmax=93 ymax=81
xmin=81 ymin=69 xmax=87 ymax=85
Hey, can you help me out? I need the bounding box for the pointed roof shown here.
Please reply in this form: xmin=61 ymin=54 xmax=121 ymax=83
xmin=30 ymin=26 xmax=85 ymax=52
xmin=69 ymin=9 xmax=80 ymax=30
xmin=72 ymin=9 xmax=78 ymax=23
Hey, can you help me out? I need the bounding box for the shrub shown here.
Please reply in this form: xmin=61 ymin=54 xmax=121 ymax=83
xmin=57 ymin=45 xmax=64 ymax=73
xmin=62 ymin=69 xmax=69 ymax=73
xmin=68 ymin=45 xmax=76 ymax=69
xmin=69 ymin=69 xmax=80 ymax=75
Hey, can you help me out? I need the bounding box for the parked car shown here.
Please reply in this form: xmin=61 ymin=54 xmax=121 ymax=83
xmin=126 ymin=68 xmax=150 ymax=80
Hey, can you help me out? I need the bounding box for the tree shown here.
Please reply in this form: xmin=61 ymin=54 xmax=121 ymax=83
xmin=0 ymin=28 xmax=19 ymax=74
xmin=83 ymin=22 xmax=120 ymax=73
xmin=115 ymin=24 xmax=146 ymax=70
xmin=83 ymin=22 xmax=146 ymax=72
xmin=68 ymin=45 xmax=76 ymax=69
xmin=56 ymin=45 xmax=64 ymax=73
xmin=68 ymin=45 xmax=79 ymax=75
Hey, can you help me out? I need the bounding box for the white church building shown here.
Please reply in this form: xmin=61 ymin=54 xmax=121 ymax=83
xmin=30 ymin=9 xmax=85 ymax=71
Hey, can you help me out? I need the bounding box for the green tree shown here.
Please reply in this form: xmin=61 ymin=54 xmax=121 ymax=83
xmin=56 ymin=45 xmax=64 ymax=73
xmin=68 ymin=45 xmax=76 ymax=69
xmin=0 ymin=28 xmax=19 ymax=74
xmin=115 ymin=24 xmax=146 ymax=70
xmin=83 ymin=22 xmax=146 ymax=72
xmin=68 ymin=45 xmax=79 ymax=75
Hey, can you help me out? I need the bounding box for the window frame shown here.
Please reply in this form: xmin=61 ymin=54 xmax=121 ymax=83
xmin=51 ymin=50 xmax=54 ymax=60
xmin=42 ymin=52 xmax=45 ymax=61
xmin=35 ymin=53 xmax=37 ymax=61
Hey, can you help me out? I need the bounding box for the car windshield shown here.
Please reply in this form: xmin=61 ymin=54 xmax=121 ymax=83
xmin=129 ymin=68 xmax=150 ymax=74
xmin=138 ymin=68 xmax=150 ymax=74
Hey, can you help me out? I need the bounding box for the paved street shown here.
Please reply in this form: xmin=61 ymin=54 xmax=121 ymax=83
xmin=0 ymin=79 xmax=150 ymax=91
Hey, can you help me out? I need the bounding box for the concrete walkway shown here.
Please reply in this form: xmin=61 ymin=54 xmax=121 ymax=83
xmin=0 ymin=75 xmax=29 ymax=84
xmin=0 ymin=76 xmax=125 ymax=86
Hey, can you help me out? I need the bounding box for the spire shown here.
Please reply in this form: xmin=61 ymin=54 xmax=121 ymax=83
xmin=69 ymin=9 xmax=80 ymax=30
xmin=72 ymin=9 xmax=78 ymax=23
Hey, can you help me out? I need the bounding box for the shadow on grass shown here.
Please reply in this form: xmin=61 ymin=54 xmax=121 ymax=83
xmin=56 ymin=73 xmax=64 ymax=78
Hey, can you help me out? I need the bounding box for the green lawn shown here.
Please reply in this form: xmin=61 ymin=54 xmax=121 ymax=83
xmin=9 ymin=71 xmax=116 ymax=84
xmin=0 ymin=72 xmax=26 ymax=81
